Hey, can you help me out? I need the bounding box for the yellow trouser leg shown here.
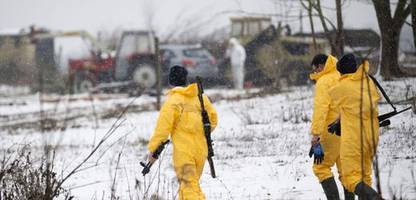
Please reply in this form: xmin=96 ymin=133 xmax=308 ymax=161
xmin=174 ymin=152 xmax=206 ymax=200
xmin=335 ymin=156 xmax=344 ymax=185
xmin=313 ymin=161 xmax=335 ymax=182
xmin=341 ymin=153 xmax=373 ymax=193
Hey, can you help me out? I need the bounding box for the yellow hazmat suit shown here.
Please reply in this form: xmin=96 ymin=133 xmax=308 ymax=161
xmin=309 ymin=55 xmax=343 ymax=183
xmin=329 ymin=61 xmax=380 ymax=192
xmin=148 ymin=83 xmax=218 ymax=200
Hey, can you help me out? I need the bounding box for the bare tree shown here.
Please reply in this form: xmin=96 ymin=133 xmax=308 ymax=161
xmin=411 ymin=0 xmax=416 ymax=52
xmin=300 ymin=0 xmax=345 ymax=57
xmin=300 ymin=0 xmax=317 ymax=50
xmin=335 ymin=0 xmax=345 ymax=56
xmin=141 ymin=0 xmax=156 ymax=32
xmin=372 ymin=0 xmax=411 ymax=79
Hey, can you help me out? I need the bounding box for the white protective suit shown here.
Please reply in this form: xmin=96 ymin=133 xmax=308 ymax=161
xmin=227 ymin=38 xmax=246 ymax=89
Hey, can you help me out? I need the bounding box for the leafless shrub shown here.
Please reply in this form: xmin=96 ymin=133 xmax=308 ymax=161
xmin=232 ymin=108 xmax=258 ymax=126
xmin=385 ymin=159 xmax=416 ymax=200
xmin=109 ymin=138 xmax=127 ymax=200
xmin=231 ymin=102 xmax=275 ymax=126
xmin=383 ymin=123 xmax=416 ymax=158
xmin=134 ymin=137 xmax=150 ymax=147
xmin=134 ymin=173 xmax=178 ymax=200
xmin=101 ymin=104 xmax=154 ymax=120
xmin=0 ymin=146 xmax=73 ymax=200
xmin=387 ymin=169 xmax=405 ymax=200
xmin=0 ymin=95 xmax=136 ymax=200
xmin=282 ymin=105 xmax=310 ymax=124
xmin=411 ymin=168 xmax=416 ymax=197
xmin=405 ymin=84 xmax=412 ymax=100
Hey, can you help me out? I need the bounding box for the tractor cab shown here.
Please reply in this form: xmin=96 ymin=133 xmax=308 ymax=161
xmin=230 ymin=16 xmax=272 ymax=45
xmin=114 ymin=31 xmax=157 ymax=88
xmin=69 ymin=31 xmax=157 ymax=93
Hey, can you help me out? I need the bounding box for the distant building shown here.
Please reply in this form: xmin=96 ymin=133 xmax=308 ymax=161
xmin=0 ymin=29 xmax=37 ymax=85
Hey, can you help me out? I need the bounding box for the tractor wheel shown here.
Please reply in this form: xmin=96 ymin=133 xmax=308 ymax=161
xmin=132 ymin=64 xmax=156 ymax=88
xmin=73 ymin=72 xmax=95 ymax=93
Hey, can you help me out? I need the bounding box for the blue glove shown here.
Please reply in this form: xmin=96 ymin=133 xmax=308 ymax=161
xmin=309 ymin=143 xmax=324 ymax=164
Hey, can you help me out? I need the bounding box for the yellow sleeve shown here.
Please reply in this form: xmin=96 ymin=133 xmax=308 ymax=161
xmin=310 ymin=78 xmax=331 ymax=136
xmin=204 ymin=95 xmax=218 ymax=131
xmin=147 ymin=97 xmax=180 ymax=152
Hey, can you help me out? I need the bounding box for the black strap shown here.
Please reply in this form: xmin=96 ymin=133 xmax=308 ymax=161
xmin=368 ymin=74 xmax=396 ymax=111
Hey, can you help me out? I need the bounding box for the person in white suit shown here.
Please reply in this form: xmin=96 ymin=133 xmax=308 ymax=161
xmin=226 ymin=38 xmax=246 ymax=89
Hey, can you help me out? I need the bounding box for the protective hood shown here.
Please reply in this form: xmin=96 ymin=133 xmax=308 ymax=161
xmin=168 ymin=83 xmax=198 ymax=97
xmin=310 ymin=55 xmax=338 ymax=81
xmin=340 ymin=60 xmax=370 ymax=81
xmin=229 ymin=37 xmax=239 ymax=46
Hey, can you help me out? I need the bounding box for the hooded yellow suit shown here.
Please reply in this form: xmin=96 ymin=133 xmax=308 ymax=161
xmin=329 ymin=61 xmax=380 ymax=192
xmin=309 ymin=55 xmax=343 ymax=183
xmin=148 ymin=83 xmax=218 ymax=200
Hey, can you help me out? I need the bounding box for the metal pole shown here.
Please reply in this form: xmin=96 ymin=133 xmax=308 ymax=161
xmin=155 ymin=37 xmax=161 ymax=110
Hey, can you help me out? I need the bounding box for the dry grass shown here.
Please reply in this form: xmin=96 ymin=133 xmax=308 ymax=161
xmin=0 ymin=146 xmax=73 ymax=200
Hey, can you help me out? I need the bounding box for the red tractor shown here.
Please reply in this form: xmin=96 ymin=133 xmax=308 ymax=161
xmin=68 ymin=31 xmax=158 ymax=93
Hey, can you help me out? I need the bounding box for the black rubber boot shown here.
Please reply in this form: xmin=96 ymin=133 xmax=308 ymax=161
xmin=321 ymin=177 xmax=340 ymax=200
xmin=354 ymin=182 xmax=381 ymax=200
xmin=344 ymin=187 xmax=355 ymax=200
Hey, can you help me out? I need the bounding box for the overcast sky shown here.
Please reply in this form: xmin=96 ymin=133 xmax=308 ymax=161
xmin=0 ymin=0 xmax=380 ymax=38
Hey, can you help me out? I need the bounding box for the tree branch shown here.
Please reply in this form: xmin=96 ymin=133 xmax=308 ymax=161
xmin=411 ymin=0 xmax=416 ymax=50
xmin=372 ymin=0 xmax=393 ymax=31
xmin=392 ymin=1 xmax=412 ymax=30
xmin=52 ymin=96 xmax=137 ymax=196
xmin=393 ymin=0 xmax=410 ymax=20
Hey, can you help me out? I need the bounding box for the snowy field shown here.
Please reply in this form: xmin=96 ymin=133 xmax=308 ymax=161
xmin=1 ymin=78 xmax=415 ymax=200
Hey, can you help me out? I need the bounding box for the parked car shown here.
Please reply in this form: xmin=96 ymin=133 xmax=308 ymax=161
xmin=160 ymin=44 xmax=219 ymax=84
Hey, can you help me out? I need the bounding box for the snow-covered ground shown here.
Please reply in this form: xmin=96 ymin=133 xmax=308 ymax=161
xmin=1 ymin=78 xmax=415 ymax=200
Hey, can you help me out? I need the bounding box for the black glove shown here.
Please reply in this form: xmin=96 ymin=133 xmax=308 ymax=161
xmin=328 ymin=119 xmax=341 ymax=136
xmin=309 ymin=143 xmax=325 ymax=164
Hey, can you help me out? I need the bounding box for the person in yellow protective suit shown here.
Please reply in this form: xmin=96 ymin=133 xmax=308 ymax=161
xmin=309 ymin=54 xmax=355 ymax=200
xmin=146 ymin=65 xmax=218 ymax=200
xmin=329 ymin=54 xmax=382 ymax=200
